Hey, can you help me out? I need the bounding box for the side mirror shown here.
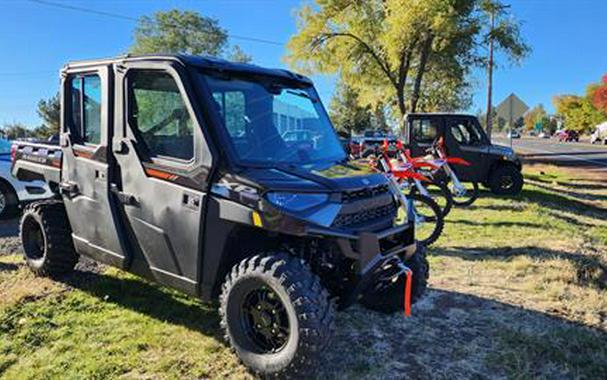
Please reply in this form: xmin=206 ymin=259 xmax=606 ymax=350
xmin=112 ymin=140 xmax=129 ymax=155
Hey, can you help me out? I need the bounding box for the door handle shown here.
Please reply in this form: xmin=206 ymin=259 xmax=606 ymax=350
xmin=59 ymin=182 xmax=79 ymax=197
xmin=110 ymin=184 xmax=138 ymax=206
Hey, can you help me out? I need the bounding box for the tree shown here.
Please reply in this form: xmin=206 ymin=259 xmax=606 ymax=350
xmin=1 ymin=122 xmax=31 ymax=140
xmin=523 ymin=104 xmax=547 ymax=131
xmin=131 ymin=9 xmax=251 ymax=62
xmin=329 ymin=82 xmax=372 ymax=134
xmin=553 ymin=95 xmax=604 ymax=133
xmin=589 ymin=74 xmax=607 ymax=115
xmin=35 ymin=93 xmax=60 ymax=139
xmin=286 ymin=0 xmax=528 ymax=128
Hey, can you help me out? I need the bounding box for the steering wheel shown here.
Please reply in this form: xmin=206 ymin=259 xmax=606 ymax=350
xmin=142 ymin=108 xmax=188 ymax=137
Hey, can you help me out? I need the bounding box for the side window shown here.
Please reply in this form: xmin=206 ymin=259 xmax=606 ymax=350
xmin=68 ymin=74 xmax=101 ymax=145
xmin=449 ymin=120 xmax=479 ymax=146
xmin=129 ymin=71 xmax=194 ymax=161
xmin=411 ymin=119 xmax=438 ymax=143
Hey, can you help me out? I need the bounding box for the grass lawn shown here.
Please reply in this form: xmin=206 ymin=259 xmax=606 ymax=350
xmin=1 ymin=164 xmax=606 ymax=379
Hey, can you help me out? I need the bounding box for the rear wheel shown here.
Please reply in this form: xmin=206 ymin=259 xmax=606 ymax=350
xmin=409 ymin=193 xmax=444 ymax=246
xmin=360 ymin=244 xmax=429 ymax=314
xmin=0 ymin=181 xmax=19 ymax=220
xmin=220 ymin=253 xmax=335 ymax=378
xmin=20 ymin=201 xmax=78 ymax=276
xmin=489 ymin=165 xmax=524 ymax=195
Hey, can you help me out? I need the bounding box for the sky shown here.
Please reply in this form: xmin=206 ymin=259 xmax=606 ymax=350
xmin=1 ymin=0 xmax=606 ymax=128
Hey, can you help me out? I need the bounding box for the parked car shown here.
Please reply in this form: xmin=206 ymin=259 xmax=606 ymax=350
xmin=590 ymin=122 xmax=607 ymax=144
xmin=12 ymin=54 xmax=426 ymax=378
xmin=507 ymin=130 xmax=521 ymax=139
xmin=0 ymin=138 xmax=53 ymax=219
xmin=557 ymin=129 xmax=579 ymax=142
xmin=353 ymin=130 xmax=398 ymax=157
xmin=538 ymin=132 xmax=549 ymax=138
xmin=405 ymin=113 xmax=524 ymax=195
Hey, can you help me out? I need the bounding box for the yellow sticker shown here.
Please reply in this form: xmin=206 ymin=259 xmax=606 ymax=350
xmin=252 ymin=211 xmax=263 ymax=227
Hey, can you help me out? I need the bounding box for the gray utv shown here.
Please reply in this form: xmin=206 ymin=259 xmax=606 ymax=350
xmin=12 ymin=55 xmax=427 ymax=377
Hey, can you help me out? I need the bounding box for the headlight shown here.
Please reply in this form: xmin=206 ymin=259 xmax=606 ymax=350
xmin=266 ymin=192 xmax=329 ymax=212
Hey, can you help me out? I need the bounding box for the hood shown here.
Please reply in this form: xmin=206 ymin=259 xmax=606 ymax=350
xmin=240 ymin=160 xmax=389 ymax=193
xmin=488 ymin=144 xmax=516 ymax=158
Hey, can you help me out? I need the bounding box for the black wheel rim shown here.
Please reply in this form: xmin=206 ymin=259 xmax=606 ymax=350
xmin=22 ymin=216 xmax=45 ymax=260
xmin=240 ymin=285 xmax=290 ymax=353
xmin=499 ymin=175 xmax=514 ymax=190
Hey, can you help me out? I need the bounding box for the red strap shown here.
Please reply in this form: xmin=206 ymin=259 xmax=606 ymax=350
xmin=404 ymin=268 xmax=412 ymax=317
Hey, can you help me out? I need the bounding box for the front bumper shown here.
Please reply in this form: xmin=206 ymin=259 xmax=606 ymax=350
xmin=307 ymin=222 xmax=415 ymax=272
xmin=307 ymin=221 xmax=416 ymax=308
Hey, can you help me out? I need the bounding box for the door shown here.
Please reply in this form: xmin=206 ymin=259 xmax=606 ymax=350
xmin=406 ymin=115 xmax=443 ymax=157
xmin=443 ymin=116 xmax=489 ymax=182
xmin=111 ymin=64 xmax=212 ymax=294
xmin=60 ymin=67 xmax=128 ymax=267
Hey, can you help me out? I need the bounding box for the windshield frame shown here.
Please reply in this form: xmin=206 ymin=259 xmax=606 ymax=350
xmin=195 ymin=69 xmax=346 ymax=168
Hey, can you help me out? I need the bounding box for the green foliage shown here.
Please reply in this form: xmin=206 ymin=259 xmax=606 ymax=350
xmin=131 ymin=9 xmax=251 ymax=62
xmin=286 ymin=0 xmax=529 ymax=125
xmin=553 ymin=73 xmax=607 ymax=133
xmin=553 ymin=95 xmax=604 ymax=133
xmin=228 ymin=45 xmax=252 ymax=63
xmin=329 ymin=82 xmax=373 ymax=133
xmin=34 ymin=93 xmax=60 ymax=139
xmin=0 ymin=122 xmax=31 ymax=140
xmin=523 ymin=104 xmax=547 ymax=131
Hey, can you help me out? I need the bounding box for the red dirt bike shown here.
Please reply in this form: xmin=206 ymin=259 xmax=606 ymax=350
xmin=393 ymin=140 xmax=454 ymax=217
xmin=401 ymin=137 xmax=479 ymax=207
xmin=368 ymin=142 xmax=444 ymax=246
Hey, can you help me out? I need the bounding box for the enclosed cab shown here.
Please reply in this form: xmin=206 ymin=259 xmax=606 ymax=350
xmin=12 ymin=55 xmax=426 ymax=377
xmin=404 ymin=113 xmax=524 ymax=195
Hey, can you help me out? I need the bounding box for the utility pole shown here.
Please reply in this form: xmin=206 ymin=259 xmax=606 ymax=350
xmin=485 ymin=3 xmax=511 ymax=141
xmin=485 ymin=10 xmax=495 ymax=141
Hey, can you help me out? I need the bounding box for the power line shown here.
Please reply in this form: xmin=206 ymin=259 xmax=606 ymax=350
xmin=27 ymin=0 xmax=285 ymax=46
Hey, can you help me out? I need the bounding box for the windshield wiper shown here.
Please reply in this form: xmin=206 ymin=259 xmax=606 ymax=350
xmin=285 ymin=90 xmax=318 ymax=103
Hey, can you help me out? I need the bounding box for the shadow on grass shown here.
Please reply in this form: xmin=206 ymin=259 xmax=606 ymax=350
xmin=0 ymin=262 xmax=18 ymax=272
xmin=447 ymin=219 xmax=544 ymax=229
xmin=519 ymin=187 xmax=607 ymax=220
xmin=433 ymin=245 xmax=607 ymax=290
xmin=60 ymin=269 xmax=225 ymax=344
xmin=320 ymin=289 xmax=607 ymax=379
xmin=528 ymin=180 xmax=607 ymax=202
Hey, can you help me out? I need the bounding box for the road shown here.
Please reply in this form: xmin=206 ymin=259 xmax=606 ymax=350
xmin=493 ymin=136 xmax=607 ymax=175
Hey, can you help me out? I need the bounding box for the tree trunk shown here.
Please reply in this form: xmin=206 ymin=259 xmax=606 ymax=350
xmin=410 ymin=35 xmax=434 ymax=113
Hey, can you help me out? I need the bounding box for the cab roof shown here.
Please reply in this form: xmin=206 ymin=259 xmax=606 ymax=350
xmin=62 ymin=54 xmax=312 ymax=84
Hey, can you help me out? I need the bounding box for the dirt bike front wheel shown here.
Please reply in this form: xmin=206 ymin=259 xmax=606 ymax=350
xmin=409 ymin=193 xmax=444 ymax=246
xmin=450 ymin=181 xmax=479 ymax=207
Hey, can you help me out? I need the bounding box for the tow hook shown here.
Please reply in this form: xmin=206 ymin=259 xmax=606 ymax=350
xmin=398 ymin=262 xmax=413 ymax=317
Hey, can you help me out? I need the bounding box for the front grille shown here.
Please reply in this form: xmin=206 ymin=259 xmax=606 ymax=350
xmin=332 ymin=202 xmax=397 ymax=229
xmin=341 ymin=184 xmax=389 ymax=203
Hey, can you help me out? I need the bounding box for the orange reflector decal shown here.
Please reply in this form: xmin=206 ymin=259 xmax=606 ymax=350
xmin=145 ymin=168 xmax=179 ymax=181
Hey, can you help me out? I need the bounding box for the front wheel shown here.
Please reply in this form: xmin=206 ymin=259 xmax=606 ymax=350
xmin=411 ymin=181 xmax=453 ymax=217
xmin=409 ymin=193 xmax=444 ymax=246
xmin=219 ymin=253 xmax=335 ymax=378
xmin=489 ymin=165 xmax=524 ymax=195
xmin=450 ymin=181 xmax=479 ymax=206
xmin=0 ymin=181 xmax=19 ymax=220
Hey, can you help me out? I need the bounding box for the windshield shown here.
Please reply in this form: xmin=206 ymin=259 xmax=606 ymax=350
xmin=201 ymin=73 xmax=345 ymax=165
